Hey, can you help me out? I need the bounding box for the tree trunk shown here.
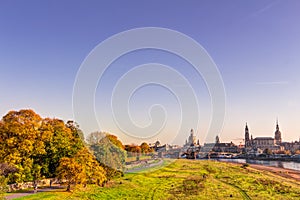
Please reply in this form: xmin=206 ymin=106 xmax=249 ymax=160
xmin=33 ymin=180 xmax=38 ymax=193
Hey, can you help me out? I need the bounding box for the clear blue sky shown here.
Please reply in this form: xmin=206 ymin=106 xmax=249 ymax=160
xmin=1 ymin=0 xmax=300 ymax=145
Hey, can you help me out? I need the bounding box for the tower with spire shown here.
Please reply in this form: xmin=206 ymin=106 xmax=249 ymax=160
xmin=245 ymin=123 xmax=251 ymax=148
xmin=274 ymin=119 xmax=282 ymax=145
xmin=188 ymin=129 xmax=197 ymax=146
xmin=215 ymin=135 xmax=220 ymax=144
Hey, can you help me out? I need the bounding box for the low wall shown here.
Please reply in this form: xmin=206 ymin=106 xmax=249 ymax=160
xmin=8 ymin=179 xmax=51 ymax=192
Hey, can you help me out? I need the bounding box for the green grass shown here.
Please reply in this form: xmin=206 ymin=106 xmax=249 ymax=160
xmin=125 ymin=155 xmax=152 ymax=163
xmin=13 ymin=159 xmax=300 ymax=200
xmin=125 ymin=158 xmax=162 ymax=172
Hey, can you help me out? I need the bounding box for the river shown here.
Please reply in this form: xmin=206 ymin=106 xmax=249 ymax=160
xmin=217 ymin=159 xmax=300 ymax=171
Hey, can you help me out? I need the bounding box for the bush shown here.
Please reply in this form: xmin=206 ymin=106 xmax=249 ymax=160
xmin=0 ymin=175 xmax=8 ymax=198
xmin=241 ymin=163 xmax=250 ymax=168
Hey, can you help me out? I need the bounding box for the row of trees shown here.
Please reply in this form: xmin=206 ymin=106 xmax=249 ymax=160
xmin=0 ymin=109 xmax=125 ymax=191
xmin=125 ymin=142 xmax=154 ymax=154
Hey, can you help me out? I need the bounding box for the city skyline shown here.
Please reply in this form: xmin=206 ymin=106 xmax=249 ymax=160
xmin=1 ymin=1 xmax=300 ymax=144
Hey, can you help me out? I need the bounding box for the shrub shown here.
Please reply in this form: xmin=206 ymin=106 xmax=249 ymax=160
xmin=241 ymin=163 xmax=250 ymax=168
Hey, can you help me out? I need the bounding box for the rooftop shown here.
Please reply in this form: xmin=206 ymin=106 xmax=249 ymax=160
xmin=254 ymin=137 xmax=274 ymax=140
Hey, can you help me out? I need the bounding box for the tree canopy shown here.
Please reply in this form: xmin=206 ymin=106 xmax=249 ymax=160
xmin=88 ymin=131 xmax=126 ymax=180
xmin=0 ymin=110 xmax=45 ymax=183
xmin=0 ymin=109 xmax=121 ymax=191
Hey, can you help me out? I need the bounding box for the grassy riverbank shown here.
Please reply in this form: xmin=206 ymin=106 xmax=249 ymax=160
xmin=12 ymin=159 xmax=300 ymax=200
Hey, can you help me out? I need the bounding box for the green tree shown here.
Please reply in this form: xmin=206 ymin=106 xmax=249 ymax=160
xmin=66 ymin=120 xmax=85 ymax=146
xmin=88 ymin=132 xmax=126 ymax=180
xmin=0 ymin=163 xmax=18 ymax=196
xmin=40 ymin=118 xmax=84 ymax=178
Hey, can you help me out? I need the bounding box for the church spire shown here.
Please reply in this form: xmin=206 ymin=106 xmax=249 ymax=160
xmin=275 ymin=118 xmax=282 ymax=145
xmin=190 ymin=129 xmax=194 ymax=136
xmin=245 ymin=122 xmax=248 ymax=131
xmin=245 ymin=122 xmax=251 ymax=148
xmin=215 ymin=135 xmax=220 ymax=144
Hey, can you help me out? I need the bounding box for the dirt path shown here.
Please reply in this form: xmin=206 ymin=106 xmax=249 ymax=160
xmin=224 ymin=161 xmax=300 ymax=182
xmin=248 ymin=163 xmax=300 ymax=182
xmin=126 ymin=159 xmax=164 ymax=173
xmin=5 ymin=192 xmax=32 ymax=200
xmin=5 ymin=186 xmax=65 ymax=200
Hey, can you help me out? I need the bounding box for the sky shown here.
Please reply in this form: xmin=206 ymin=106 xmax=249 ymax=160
xmin=1 ymin=0 xmax=300 ymax=145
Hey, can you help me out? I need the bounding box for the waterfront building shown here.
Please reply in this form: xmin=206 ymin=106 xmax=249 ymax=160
xmin=244 ymin=123 xmax=252 ymax=150
xmin=183 ymin=129 xmax=201 ymax=159
xmin=201 ymin=136 xmax=240 ymax=153
xmin=184 ymin=129 xmax=197 ymax=147
xmin=252 ymin=137 xmax=281 ymax=151
xmin=274 ymin=119 xmax=282 ymax=145
xmin=281 ymin=141 xmax=300 ymax=153
xmin=244 ymin=121 xmax=283 ymax=153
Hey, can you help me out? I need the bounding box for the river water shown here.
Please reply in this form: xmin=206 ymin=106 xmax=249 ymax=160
xmin=218 ymin=159 xmax=300 ymax=171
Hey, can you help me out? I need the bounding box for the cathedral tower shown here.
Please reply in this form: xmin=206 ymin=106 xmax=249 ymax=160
xmin=274 ymin=119 xmax=282 ymax=145
xmin=188 ymin=129 xmax=196 ymax=146
xmin=245 ymin=123 xmax=251 ymax=148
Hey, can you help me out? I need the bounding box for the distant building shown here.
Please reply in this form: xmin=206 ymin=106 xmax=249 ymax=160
xmin=253 ymin=137 xmax=281 ymax=151
xmin=201 ymin=143 xmax=215 ymax=152
xmin=184 ymin=129 xmax=197 ymax=147
xmin=281 ymin=141 xmax=300 ymax=153
xmin=149 ymin=141 xmax=182 ymax=158
xmin=244 ymin=123 xmax=252 ymax=149
xmin=274 ymin=119 xmax=282 ymax=145
xmin=201 ymin=136 xmax=240 ymax=153
xmin=183 ymin=129 xmax=201 ymax=159
xmin=244 ymin=121 xmax=283 ymax=153
xmin=149 ymin=140 xmax=162 ymax=152
xmin=156 ymin=144 xmax=169 ymax=152
xmin=214 ymin=142 xmax=239 ymax=153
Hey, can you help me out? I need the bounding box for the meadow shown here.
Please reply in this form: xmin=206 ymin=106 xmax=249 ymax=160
xmin=13 ymin=159 xmax=300 ymax=200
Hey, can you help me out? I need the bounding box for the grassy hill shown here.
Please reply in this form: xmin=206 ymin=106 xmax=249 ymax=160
xmin=14 ymin=159 xmax=300 ymax=200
